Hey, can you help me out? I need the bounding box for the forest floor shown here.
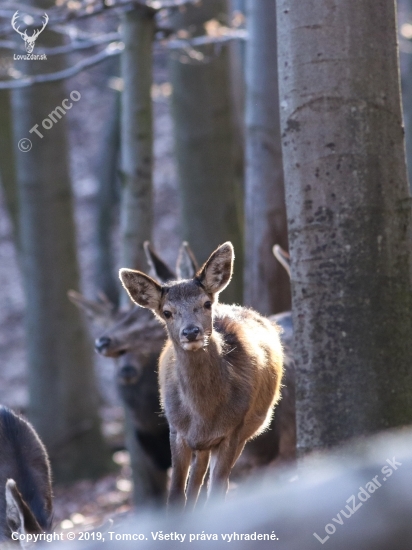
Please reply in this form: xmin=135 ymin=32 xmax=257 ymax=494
xmin=0 ymin=12 xmax=181 ymax=532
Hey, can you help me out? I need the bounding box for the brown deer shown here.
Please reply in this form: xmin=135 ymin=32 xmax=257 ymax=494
xmin=68 ymin=242 xmax=199 ymax=503
xmin=0 ymin=406 xmax=53 ymax=546
xmin=119 ymin=242 xmax=284 ymax=506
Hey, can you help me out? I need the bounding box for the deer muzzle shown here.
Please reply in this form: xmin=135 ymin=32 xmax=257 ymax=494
xmin=180 ymin=325 xmax=204 ymax=351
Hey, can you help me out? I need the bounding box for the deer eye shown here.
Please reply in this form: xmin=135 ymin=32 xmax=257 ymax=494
xmin=204 ymin=301 xmax=212 ymax=310
xmin=163 ymin=310 xmax=172 ymax=319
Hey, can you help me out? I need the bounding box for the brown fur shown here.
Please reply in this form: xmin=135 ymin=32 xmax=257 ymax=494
xmin=120 ymin=242 xmax=284 ymax=507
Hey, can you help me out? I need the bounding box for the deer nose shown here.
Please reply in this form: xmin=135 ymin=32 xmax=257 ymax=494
xmin=182 ymin=326 xmax=200 ymax=342
xmin=117 ymin=365 xmax=139 ymax=386
xmin=95 ymin=336 xmax=111 ymax=353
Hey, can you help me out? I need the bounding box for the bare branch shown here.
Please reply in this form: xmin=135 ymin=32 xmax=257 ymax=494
xmin=0 ymin=0 xmax=199 ymax=35
xmin=0 ymin=31 xmax=120 ymax=54
xmin=0 ymin=42 xmax=123 ymax=89
xmin=167 ymin=28 xmax=247 ymax=49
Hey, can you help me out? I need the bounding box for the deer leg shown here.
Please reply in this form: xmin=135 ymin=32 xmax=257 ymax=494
xmin=185 ymin=450 xmax=210 ymax=510
xmin=168 ymin=431 xmax=192 ymax=507
xmin=208 ymin=435 xmax=246 ymax=500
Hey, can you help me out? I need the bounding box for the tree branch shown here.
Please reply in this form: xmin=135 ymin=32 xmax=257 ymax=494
xmin=0 ymin=31 xmax=120 ymax=55
xmin=167 ymin=28 xmax=247 ymax=49
xmin=0 ymin=42 xmax=123 ymax=89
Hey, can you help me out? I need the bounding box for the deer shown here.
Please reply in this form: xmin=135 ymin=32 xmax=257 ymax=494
xmin=119 ymin=242 xmax=284 ymax=507
xmin=0 ymin=406 xmax=53 ymax=547
xmin=11 ymin=12 xmax=49 ymax=54
xmin=68 ymin=242 xmax=199 ymax=503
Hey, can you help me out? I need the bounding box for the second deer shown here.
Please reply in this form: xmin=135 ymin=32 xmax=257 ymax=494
xmin=120 ymin=242 xmax=284 ymax=507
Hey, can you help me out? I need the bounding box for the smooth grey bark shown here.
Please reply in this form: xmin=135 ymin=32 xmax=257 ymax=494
xmin=11 ymin=6 xmax=111 ymax=482
xmin=0 ymin=89 xmax=19 ymax=243
xmin=231 ymin=0 xmax=245 ymax=11
xmin=229 ymin=0 xmax=246 ymax=145
xmin=243 ymin=0 xmax=290 ymax=315
xmin=96 ymin=91 xmax=120 ymax=306
xmin=277 ymin=0 xmax=412 ymax=454
xmin=168 ymin=1 xmax=244 ymax=304
xmin=120 ymin=7 xmax=164 ymax=506
xmin=120 ymin=7 xmax=154 ymax=281
xmin=399 ymin=0 xmax=412 ymax=192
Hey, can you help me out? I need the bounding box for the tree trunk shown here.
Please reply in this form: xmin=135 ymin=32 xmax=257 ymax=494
xmin=11 ymin=6 xmax=111 ymax=482
xmin=168 ymin=1 xmax=244 ymax=304
xmin=243 ymin=0 xmax=290 ymax=315
xmin=399 ymin=0 xmax=412 ymax=192
xmin=96 ymin=90 xmax=121 ymax=306
xmin=120 ymin=6 xmax=163 ymax=506
xmin=277 ymin=0 xmax=412 ymax=455
xmin=120 ymin=6 xmax=154 ymax=281
xmin=0 ymin=89 xmax=19 ymax=244
xmin=229 ymin=0 xmax=246 ymax=145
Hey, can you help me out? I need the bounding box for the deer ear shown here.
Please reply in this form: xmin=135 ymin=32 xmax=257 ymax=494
xmin=272 ymin=245 xmax=291 ymax=278
xmin=68 ymin=290 xmax=116 ymax=327
xmin=6 ymin=479 xmax=41 ymax=537
xmin=176 ymin=241 xmax=199 ymax=280
xmin=119 ymin=269 xmax=162 ymax=310
xmin=143 ymin=241 xmax=176 ymax=283
xmin=196 ymin=242 xmax=234 ymax=295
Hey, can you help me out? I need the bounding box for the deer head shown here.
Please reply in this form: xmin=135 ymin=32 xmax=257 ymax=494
xmin=12 ymin=11 xmax=48 ymax=54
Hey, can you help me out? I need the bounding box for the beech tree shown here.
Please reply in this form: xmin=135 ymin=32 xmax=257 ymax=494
xmin=399 ymin=0 xmax=412 ymax=192
xmin=0 ymin=90 xmax=18 ymax=243
xmin=277 ymin=0 xmax=412 ymax=454
xmin=243 ymin=0 xmax=290 ymax=315
xmin=95 ymin=90 xmax=120 ymax=306
xmin=168 ymin=0 xmax=244 ymax=303
xmin=119 ymin=6 xmax=165 ymax=506
xmin=11 ymin=5 xmax=111 ymax=482
xmin=120 ymin=6 xmax=154 ymax=278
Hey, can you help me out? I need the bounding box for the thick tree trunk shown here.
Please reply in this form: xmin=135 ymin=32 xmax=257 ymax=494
xmin=120 ymin=7 xmax=154 ymax=280
xmin=243 ymin=0 xmax=290 ymax=315
xmin=11 ymin=7 xmax=111 ymax=482
xmin=0 ymin=89 xmax=19 ymax=243
xmin=168 ymin=1 xmax=244 ymax=304
xmin=277 ymin=0 xmax=412 ymax=455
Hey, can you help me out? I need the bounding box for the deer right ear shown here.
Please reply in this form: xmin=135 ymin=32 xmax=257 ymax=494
xmin=196 ymin=242 xmax=234 ymax=295
xmin=119 ymin=269 xmax=162 ymax=310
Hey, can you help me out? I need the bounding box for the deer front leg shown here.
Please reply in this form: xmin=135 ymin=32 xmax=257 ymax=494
xmin=168 ymin=431 xmax=192 ymax=507
xmin=186 ymin=450 xmax=210 ymax=510
xmin=208 ymin=435 xmax=245 ymax=500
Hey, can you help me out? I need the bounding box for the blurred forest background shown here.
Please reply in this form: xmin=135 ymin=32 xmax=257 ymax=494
xmin=0 ymin=0 xmax=412 ymax=532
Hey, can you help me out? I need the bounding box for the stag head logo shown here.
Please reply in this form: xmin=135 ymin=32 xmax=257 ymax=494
xmin=12 ymin=11 xmax=49 ymax=54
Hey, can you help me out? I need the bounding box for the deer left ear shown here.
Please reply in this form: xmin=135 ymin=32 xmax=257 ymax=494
xmin=6 ymin=479 xmax=42 ymax=537
xmin=196 ymin=242 xmax=234 ymax=295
